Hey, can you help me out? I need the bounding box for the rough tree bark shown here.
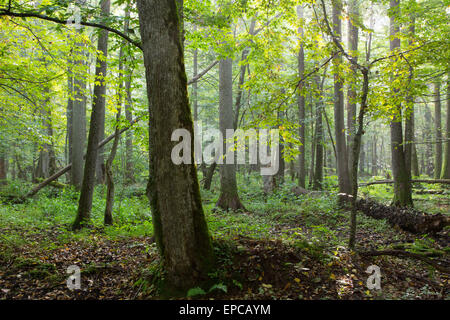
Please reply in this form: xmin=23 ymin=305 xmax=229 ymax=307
xmin=73 ymin=0 xmax=111 ymax=230
xmin=137 ymin=0 xmax=214 ymax=293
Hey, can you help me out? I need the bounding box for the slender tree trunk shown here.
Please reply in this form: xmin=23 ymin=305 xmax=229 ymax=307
xmin=313 ymin=98 xmax=323 ymax=190
xmin=104 ymin=99 xmax=121 ymax=226
xmin=233 ymin=19 xmax=256 ymax=130
xmin=424 ymin=104 xmax=434 ymax=175
xmin=73 ymin=0 xmax=111 ymax=229
xmin=372 ymin=135 xmax=378 ymax=176
xmin=332 ymin=0 xmax=351 ymax=197
xmin=105 ymin=3 xmax=131 ymax=225
xmin=389 ymin=0 xmax=413 ymax=207
xmin=203 ymin=162 xmax=217 ymax=191
xmin=346 ymin=0 xmax=359 ymax=183
xmin=123 ymin=3 xmax=135 ymax=185
xmin=404 ymin=10 xmax=415 ymax=179
xmin=434 ymin=82 xmax=442 ymax=179
xmin=297 ymin=5 xmax=306 ymax=188
xmin=275 ymin=110 xmax=285 ymax=186
xmin=0 ymin=153 xmax=6 ymax=185
xmin=137 ymin=0 xmax=214 ymax=293
xmin=441 ymin=75 xmax=450 ymax=178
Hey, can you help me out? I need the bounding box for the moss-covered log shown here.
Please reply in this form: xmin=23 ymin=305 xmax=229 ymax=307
xmin=356 ymin=198 xmax=450 ymax=234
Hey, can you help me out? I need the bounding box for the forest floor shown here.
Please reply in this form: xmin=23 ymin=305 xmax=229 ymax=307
xmin=0 ymin=176 xmax=449 ymax=300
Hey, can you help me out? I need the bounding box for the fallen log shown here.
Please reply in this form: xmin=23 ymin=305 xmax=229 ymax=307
xmin=355 ymin=198 xmax=450 ymax=234
xmin=359 ymin=249 xmax=450 ymax=274
xmin=360 ymin=179 xmax=450 ymax=186
xmin=18 ymin=117 xmax=142 ymax=201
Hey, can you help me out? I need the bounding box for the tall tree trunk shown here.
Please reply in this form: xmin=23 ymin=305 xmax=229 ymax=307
xmin=217 ymin=57 xmax=245 ymax=210
xmin=434 ymin=82 xmax=442 ymax=179
xmin=441 ymin=75 xmax=450 ymax=178
xmin=389 ymin=0 xmax=412 ymax=207
xmin=346 ymin=0 xmax=359 ymax=184
xmin=137 ymin=0 xmax=214 ymax=293
xmin=123 ymin=3 xmax=135 ymax=185
xmin=404 ymin=9 xmax=415 ymax=179
xmin=66 ymin=57 xmax=74 ymax=183
xmin=105 ymin=2 xmax=131 ymax=225
xmin=332 ymin=0 xmax=351 ymax=197
xmin=71 ymin=33 xmax=87 ymax=189
xmin=73 ymin=0 xmax=111 ymax=229
xmin=372 ymin=135 xmax=378 ymax=176
xmin=95 ymin=1 xmax=112 ymax=185
xmin=297 ymin=5 xmax=306 ymax=188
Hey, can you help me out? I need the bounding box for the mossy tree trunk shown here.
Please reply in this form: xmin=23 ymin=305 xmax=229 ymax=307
xmin=137 ymin=0 xmax=215 ymax=293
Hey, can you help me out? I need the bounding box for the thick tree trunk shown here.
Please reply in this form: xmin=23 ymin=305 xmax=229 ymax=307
xmin=297 ymin=5 xmax=306 ymax=188
xmin=434 ymin=82 xmax=442 ymax=179
xmin=73 ymin=0 xmax=111 ymax=230
xmin=441 ymin=75 xmax=450 ymax=178
xmin=217 ymin=57 xmax=245 ymax=210
xmin=389 ymin=0 xmax=412 ymax=207
xmin=137 ymin=0 xmax=214 ymax=293
xmin=332 ymin=0 xmax=351 ymax=197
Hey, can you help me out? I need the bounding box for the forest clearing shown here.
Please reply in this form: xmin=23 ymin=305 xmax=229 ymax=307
xmin=0 ymin=0 xmax=449 ymax=306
